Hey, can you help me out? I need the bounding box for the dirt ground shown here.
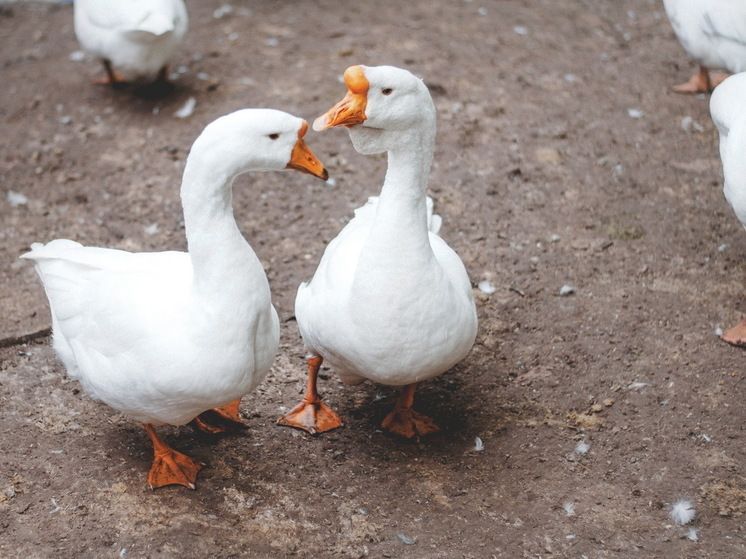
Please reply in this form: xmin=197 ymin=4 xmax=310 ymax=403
xmin=1 ymin=0 xmax=745 ymax=557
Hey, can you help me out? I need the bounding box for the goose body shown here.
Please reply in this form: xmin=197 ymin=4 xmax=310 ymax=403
xmin=279 ymin=65 xmax=478 ymax=438
xmin=710 ymin=72 xmax=746 ymax=344
xmin=711 ymin=72 xmax=746 ymax=227
xmin=663 ymin=0 xmax=746 ymax=92
xmin=296 ymin=195 xmax=473 ymax=388
xmin=74 ymin=0 xmax=188 ymax=86
xmin=22 ymin=109 xmax=328 ymax=488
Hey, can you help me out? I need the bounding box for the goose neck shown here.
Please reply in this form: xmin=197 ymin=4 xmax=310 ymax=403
xmin=375 ymin=138 xmax=433 ymax=223
xmin=180 ymin=158 xmax=254 ymax=285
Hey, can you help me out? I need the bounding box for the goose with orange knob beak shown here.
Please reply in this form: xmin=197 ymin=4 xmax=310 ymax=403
xmin=22 ymin=109 xmax=328 ymax=489
xmin=279 ymin=66 xmax=477 ymax=439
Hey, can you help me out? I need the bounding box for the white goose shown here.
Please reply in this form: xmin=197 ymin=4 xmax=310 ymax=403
xmin=74 ymin=0 xmax=188 ymax=93
xmin=710 ymin=72 xmax=746 ymax=344
xmin=21 ymin=109 xmax=328 ymax=488
xmin=663 ymin=0 xmax=746 ymax=93
xmin=278 ymin=65 xmax=478 ymax=439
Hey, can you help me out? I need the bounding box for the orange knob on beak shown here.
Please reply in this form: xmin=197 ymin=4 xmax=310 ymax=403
xmin=286 ymin=121 xmax=329 ymax=180
xmin=313 ymin=65 xmax=370 ymax=131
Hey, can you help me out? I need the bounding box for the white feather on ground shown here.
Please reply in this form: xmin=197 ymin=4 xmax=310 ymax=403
xmin=670 ymin=499 xmax=696 ymax=525
xmin=478 ymin=280 xmax=496 ymax=294
xmin=174 ymin=97 xmax=196 ymax=118
xmin=574 ymin=441 xmax=590 ymax=455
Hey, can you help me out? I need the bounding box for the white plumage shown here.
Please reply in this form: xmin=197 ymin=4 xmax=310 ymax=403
xmin=279 ymin=65 xmax=478 ymax=438
xmin=663 ymin=0 xmax=746 ymax=92
xmin=711 ymin=72 xmax=746 ymax=228
xmin=22 ymin=109 xmax=327 ymax=488
xmin=669 ymin=499 xmax=696 ymax=525
xmin=296 ymin=192 xmax=475 ymax=388
xmin=710 ymin=72 xmax=746 ymax=345
xmin=74 ymin=0 xmax=188 ymax=85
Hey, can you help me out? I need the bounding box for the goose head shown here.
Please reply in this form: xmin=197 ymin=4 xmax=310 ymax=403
xmin=189 ymin=108 xmax=328 ymax=181
xmin=313 ymin=65 xmax=435 ymax=155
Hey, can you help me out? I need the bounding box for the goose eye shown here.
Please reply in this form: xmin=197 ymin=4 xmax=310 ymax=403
xmin=381 ymin=88 xmax=393 ymax=96
xmin=269 ymin=133 xmax=280 ymax=140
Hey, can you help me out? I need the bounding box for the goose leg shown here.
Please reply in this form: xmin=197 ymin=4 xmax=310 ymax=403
xmin=721 ymin=317 xmax=746 ymax=346
xmin=93 ymin=59 xmax=127 ymax=88
xmin=708 ymin=72 xmax=731 ymax=90
xmin=154 ymin=65 xmax=169 ymax=83
xmin=381 ymin=383 xmax=440 ymax=439
xmin=672 ymin=65 xmax=715 ymax=93
xmin=143 ymin=423 xmax=202 ymax=490
xmin=191 ymin=399 xmax=248 ymax=434
xmin=277 ymin=356 xmax=343 ymax=434
xmin=134 ymin=65 xmax=176 ymax=98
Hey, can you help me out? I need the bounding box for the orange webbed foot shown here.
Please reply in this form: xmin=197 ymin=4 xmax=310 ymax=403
xmin=708 ymin=72 xmax=731 ymax=90
xmin=381 ymin=407 xmax=441 ymax=439
xmin=672 ymin=65 xmax=721 ymax=93
xmin=721 ymin=317 xmax=746 ymax=347
xmin=278 ymin=398 xmax=343 ymax=435
xmin=148 ymin=446 xmax=203 ymax=490
xmin=277 ymin=355 xmax=343 ymax=435
xmin=380 ymin=383 xmax=440 ymax=439
xmin=94 ymin=59 xmax=128 ymax=88
xmin=93 ymin=74 xmax=127 ymax=87
xmin=143 ymin=424 xmax=203 ymax=490
xmin=191 ymin=400 xmax=248 ymax=435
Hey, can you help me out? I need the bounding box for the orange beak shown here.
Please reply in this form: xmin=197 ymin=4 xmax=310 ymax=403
xmin=313 ymin=65 xmax=369 ymax=131
xmin=286 ymin=121 xmax=329 ymax=180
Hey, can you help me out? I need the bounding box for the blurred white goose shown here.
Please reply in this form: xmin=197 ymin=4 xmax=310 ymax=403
xmin=21 ymin=109 xmax=328 ymax=488
xmin=74 ymin=0 xmax=188 ymax=93
xmin=663 ymin=0 xmax=746 ymax=93
xmin=710 ymin=72 xmax=746 ymax=344
xmin=278 ymin=65 xmax=478 ymax=438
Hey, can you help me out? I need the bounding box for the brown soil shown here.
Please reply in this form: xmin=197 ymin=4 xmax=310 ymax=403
xmin=1 ymin=1 xmax=745 ymax=557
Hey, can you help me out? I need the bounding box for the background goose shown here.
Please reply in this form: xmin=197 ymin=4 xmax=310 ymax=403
xmin=663 ymin=0 xmax=746 ymax=93
xmin=278 ymin=65 xmax=478 ymax=439
xmin=710 ymin=72 xmax=746 ymax=344
xmin=74 ymin=0 xmax=188 ymax=95
xmin=21 ymin=109 xmax=328 ymax=488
